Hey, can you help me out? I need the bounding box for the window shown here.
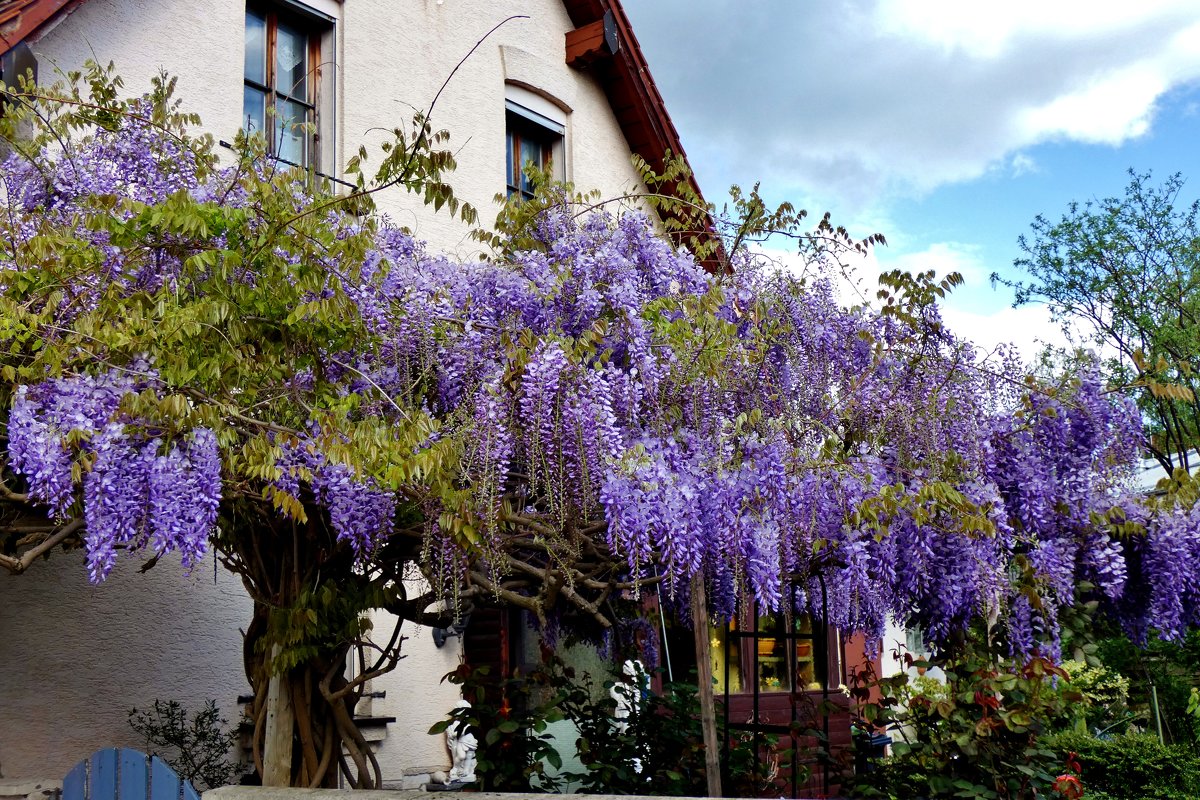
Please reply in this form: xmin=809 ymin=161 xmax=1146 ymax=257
xmin=711 ymin=611 xmax=828 ymax=694
xmin=505 ymin=87 xmax=565 ymax=200
xmin=243 ymin=3 xmax=329 ymax=168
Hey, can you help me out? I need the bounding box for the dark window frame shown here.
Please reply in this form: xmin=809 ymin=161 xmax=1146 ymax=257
xmin=244 ymin=2 xmax=327 ymax=168
xmin=505 ymin=101 xmax=564 ymax=200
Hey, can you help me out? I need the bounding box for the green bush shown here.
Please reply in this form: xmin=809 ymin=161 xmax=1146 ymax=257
xmin=433 ymin=658 xmax=792 ymax=796
xmin=127 ymin=699 xmax=240 ymax=791
xmin=431 ymin=664 xmax=567 ymax=792
xmin=1096 ymin=631 xmax=1200 ymax=744
xmin=1042 ymin=731 xmax=1200 ymax=800
xmin=847 ymin=650 xmax=1080 ymax=799
xmin=555 ymin=665 xmax=790 ymax=797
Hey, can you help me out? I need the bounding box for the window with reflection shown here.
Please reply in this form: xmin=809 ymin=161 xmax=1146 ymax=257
xmin=505 ymin=100 xmax=564 ymax=200
xmin=712 ymin=612 xmax=825 ymax=694
xmin=244 ymin=4 xmax=324 ymax=167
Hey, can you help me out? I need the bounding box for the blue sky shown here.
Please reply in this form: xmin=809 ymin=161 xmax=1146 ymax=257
xmin=621 ymin=0 xmax=1200 ymax=355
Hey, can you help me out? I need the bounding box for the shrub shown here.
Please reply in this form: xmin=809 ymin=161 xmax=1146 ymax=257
xmin=127 ymin=699 xmax=240 ymax=790
xmin=433 ymin=658 xmax=791 ymax=796
xmin=848 ymin=647 xmax=1082 ymax=799
xmin=1042 ymin=731 xmax=1200 ymax=800
xmin=555 ymin=665 xmax=789 ymax=797
xmin=431 ymin=664 xmax=567 ymax=792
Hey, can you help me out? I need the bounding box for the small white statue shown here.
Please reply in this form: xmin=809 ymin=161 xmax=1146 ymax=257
xmin=445 ymin=699 xmax=478 ymax=784
xmin=610 ymin=659 xmax=647 ymax=772
xmin=610 ymin=659 xmax=643 ymax=734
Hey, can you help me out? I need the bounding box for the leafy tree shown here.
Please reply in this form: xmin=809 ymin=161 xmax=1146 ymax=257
xmin=998 ymin=170 xmax=1200 ymax=474
xmin=1 ymin=65 xmax=1199 ymax=797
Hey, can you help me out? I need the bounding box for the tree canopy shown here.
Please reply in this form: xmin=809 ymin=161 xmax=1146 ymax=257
xmin=999 ymin=170 xmax=1200 ymax=474
xmin=2 ymin=67 xmax=1198 ymax=788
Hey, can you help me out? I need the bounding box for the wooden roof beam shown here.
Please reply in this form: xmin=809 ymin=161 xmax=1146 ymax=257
xmin=565 ymin=10 xmax=619 ymax=68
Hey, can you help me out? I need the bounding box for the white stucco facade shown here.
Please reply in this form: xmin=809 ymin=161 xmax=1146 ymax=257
xmin=0 ymin=551 xmax=252 ymax=779
xmin=28 ymin=0 xmax=649 ymax=256
xmin=1 ymin=0 xmax=654 ymax=784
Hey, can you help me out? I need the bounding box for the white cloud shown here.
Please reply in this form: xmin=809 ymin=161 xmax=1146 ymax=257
xmin=873 ymin=0 xmax=1198 ymax=58
xmin=622 ymin=1 xmax=1200 ymax=209
xmin=1016 ymin=64 xmax=1164 ymax=144
xmin=755 ymin=239 xmax=1067 ymax=361
xmin=940 ymin=303 xmax=1069 ymax=361
xmin=1008 ymin=153 xmax=1038 ymax=177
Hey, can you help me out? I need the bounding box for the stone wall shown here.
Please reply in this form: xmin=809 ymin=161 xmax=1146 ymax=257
xmin=0 ymin=778 xmax=60 ymax=800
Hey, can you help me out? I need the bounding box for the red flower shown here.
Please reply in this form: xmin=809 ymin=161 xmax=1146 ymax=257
xmin=1053 ymin=774 xmax=1083 ymax=799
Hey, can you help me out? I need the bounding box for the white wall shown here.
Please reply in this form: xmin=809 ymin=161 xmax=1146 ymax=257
xmin=31 ymin=0 xmax=649 ymax=257
xmin=4 ymin=0 xmax=653 ymax=783
xmin=0 ymin=551 xmax=251 ymax=779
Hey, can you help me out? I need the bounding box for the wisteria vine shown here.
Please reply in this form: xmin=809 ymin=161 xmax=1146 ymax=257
xmin=1 ymin=75 xmax=1196 ymax=667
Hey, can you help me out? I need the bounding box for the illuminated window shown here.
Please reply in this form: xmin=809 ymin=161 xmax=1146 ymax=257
xmin=712 ymin=612 xmax=826 ymax=694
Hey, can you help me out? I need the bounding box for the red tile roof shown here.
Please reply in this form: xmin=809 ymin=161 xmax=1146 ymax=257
xmin=561 ymin=0 xmax=723 ymax=269
xmin=0 ymin=0 xmax=85 ymax=52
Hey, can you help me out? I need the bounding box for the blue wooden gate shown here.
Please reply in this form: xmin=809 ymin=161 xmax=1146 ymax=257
xmin=62 ymin=749 xmax=201 ymax=800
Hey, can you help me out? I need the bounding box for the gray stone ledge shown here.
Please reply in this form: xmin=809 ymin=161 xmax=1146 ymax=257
xmin=205 ymin=789 xmax=762 ymax=800
xmin=0 ymin=778 xmax=63 ymax=800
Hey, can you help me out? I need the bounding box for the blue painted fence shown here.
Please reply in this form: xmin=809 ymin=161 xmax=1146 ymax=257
xmin=62 ymin=749 xmax=200 ymax=800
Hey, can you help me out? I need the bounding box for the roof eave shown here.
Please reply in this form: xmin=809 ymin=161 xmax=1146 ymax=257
xmin=561 ymin=0 xmax=727 ymax=272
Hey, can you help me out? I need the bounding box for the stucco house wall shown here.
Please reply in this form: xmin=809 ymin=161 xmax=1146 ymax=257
xmin=0 ymin=551 xmax=251 ymax=780
xmin=1 ymin=0 xmax=656 ymax=785
xmin=29 ymin=0 xmax=649 ymax=255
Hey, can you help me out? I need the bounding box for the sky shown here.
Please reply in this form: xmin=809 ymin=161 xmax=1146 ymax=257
xmin=621 ymin=0 xmax=1200 ymax=356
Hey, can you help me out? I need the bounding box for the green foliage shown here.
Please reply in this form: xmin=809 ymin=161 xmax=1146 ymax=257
xmin=472 ymin=164 xmax=602 ymax=256
xmin=430 ymin=658 xmax=794 ymax=796
xmin=1042 ymin=731 xmax=1200 ymax=800
xmin=444 ymin=661 xmax=780 ymax=795
xmin=632 ymin=151 xmax=721 ymax=263
xmin=632 ymin=152 xmax=886 ymax=271
xmin=555 ymin=665 xmax=789 ymax=796
xmin=1056 ymin=659 xmax=1130 ymax=733
xmin=1000 ymin=170 xmax=1200 ymax=474
xmin=127 ymin=699 xmax=240 ymax=791
xmin=850 ymin=637 xmax=1082 ymax=799
xmin=1096 ymin=629 xmax=1200 ymax=744
xmin=431 ymin=664 xmax=567 ymax=792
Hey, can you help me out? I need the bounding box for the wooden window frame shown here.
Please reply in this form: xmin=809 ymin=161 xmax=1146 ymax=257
xmin=244 ymin=2 xmax=323 ymax=168
xmin=505 ymin=107 xmax=564 ymax=201
xmin=714 ymin=607 xmax=837 ymax=697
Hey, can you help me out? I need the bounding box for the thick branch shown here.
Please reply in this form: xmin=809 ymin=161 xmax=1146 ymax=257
xmin=0 ymin=518 xmax=84 ymax=575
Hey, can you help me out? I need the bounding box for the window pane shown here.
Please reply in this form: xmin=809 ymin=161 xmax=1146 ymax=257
xmin=755 ymin=615 xmax=791 ymax=693
xmin=714 ymin=613 xmax=824 ymax=695
xmin=244 ymin=9 xmax=267 ymax=84
xmin=506 ymin=131 xmax=515 ymax=191
xmin=710 ymin=623 xmax=743 ymax=694
xmin=275 ymin=20 xmax=308 ymax=98
xmin=243 ymin=85 xmax=267 ymax=136
xmin=274 ymin=97 xmax=308 ymax=165
xmin=519 ymin=137 xmax=542 ymax=193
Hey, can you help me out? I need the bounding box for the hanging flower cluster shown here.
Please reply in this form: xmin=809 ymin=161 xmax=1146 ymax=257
xmin=2 ymin=82 xmax=1195 ymax=660
xmin=8 ymin=369 xmax=219 ymax=581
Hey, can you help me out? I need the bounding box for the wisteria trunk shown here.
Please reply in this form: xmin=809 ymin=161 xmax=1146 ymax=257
xmin=230 ymin=514 xmax=385 ymax=789
xmin=244 ymin=603 xmax=381 ymax=788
